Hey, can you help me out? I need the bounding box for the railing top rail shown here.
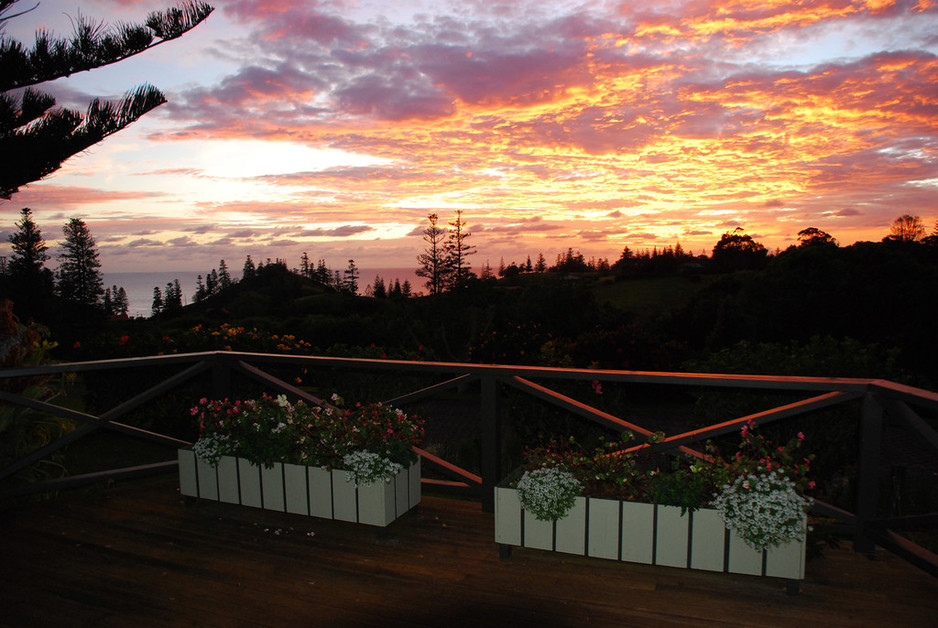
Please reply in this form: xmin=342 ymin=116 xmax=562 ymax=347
xmin=3 ymin=350 xmax=935 ymax=398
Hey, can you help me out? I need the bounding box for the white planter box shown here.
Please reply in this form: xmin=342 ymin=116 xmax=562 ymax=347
xmin=178 ymin=450 xmax=421 ymax=528
xmin=495 ymin=484 xmax=806 ymax=581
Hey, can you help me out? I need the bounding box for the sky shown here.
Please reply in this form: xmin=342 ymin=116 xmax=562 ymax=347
xmin=2 ymin=0 xmax=937 ymax=274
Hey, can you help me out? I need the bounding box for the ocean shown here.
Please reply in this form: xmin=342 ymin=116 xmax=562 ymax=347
xmin=104 ymin=268 xmax=424 ymax=318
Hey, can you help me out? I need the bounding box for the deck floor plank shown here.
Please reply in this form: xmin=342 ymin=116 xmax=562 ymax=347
xmin=2 ymin=476 xmax=936 ymax=627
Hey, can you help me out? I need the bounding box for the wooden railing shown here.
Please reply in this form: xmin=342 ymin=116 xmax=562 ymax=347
xmin=1 ymin=351 xmax=937 ymax=576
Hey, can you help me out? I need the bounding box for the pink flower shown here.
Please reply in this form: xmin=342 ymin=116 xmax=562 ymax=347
xmin=591 ymin=380 xmax=603 ymax=395
xmin=797 ymin=432 xmax=805 ymax=441
xmin=808 ymin=481 xmax=816 ymax=489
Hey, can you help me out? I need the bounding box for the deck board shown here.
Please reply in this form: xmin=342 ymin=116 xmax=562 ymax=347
xmin=2 ymin=476 xmax=936 ymax=627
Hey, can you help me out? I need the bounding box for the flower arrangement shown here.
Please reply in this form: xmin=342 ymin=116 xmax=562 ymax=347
xmin=190 ymin=393 xmax=423 ymax=485
xmin=514 ymin=420 xmax=814 ymax=549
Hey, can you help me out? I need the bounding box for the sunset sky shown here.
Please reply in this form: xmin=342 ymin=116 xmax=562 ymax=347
xmin=2 ymin=0 xmax=937 ymax=274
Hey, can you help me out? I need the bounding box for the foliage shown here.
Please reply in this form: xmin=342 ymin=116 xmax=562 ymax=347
xmin=0 ymin=300 xmax=74 ymax=487
xmin=191 ymin=393 xmax=424 ymax=483
xmin=711 ymin=228 xmax=768 ymax=272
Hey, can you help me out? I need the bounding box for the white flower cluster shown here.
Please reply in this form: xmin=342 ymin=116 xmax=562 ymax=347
xmin=516 ymin=466 xmax=582 ymax=522
xmin=193 ymin=433 xmax=233 ymax=467
xmin=342 ymin=450 xmax=403 ymax=487
xmin=711 ymin=470 xmax=812 ymax=551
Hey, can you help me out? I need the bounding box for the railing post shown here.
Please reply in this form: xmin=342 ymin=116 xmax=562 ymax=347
xmin=212 ymin=354 xmax=232 ymax=399
xmin=480 ymin=374 xmax=501 ymax=513
xmin=855 ymin=391 xmax=883 ymax=554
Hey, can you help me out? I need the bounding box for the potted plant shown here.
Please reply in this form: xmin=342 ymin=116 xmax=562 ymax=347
xmin=178 ymin=393 xmax=424 ymax=528
xmin=496 ymin=420 xmax=814 ymax=587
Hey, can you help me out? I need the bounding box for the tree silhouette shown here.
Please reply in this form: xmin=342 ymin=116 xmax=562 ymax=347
xmin=711 ymin=228 xmax=768 ymax=271
xmin=443 ymin=209 xmax=476 ymax=290
xmin=343 ymin=259 xmax=359 ymax=295
xmin=4 ymin=207 xmax=54 ymax=316
xmin=885 ymin=215 xmax=926 ymax=242
xmin=0 ymin=0 xmax=213 ymax=198
xmin=57 ymin=217 xmax=103 ymax=306
xmin=797 ymin=227 xmax=838 ymax=247
xmin=416 ymin=213 xmax=450 ymax=295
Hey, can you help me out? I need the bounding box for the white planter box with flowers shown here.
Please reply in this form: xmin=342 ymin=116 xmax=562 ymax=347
xmin=179 ymin=393 xmax=424 ymax=528
xmin=495 ymin=485 xmax=806 ymax=579
xmin=496 ymin=422 xmax=812 ymax=584
xmin=179 ymin=451 xmax=420 ymax=527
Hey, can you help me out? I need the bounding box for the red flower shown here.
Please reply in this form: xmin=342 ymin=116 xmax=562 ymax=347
xmin=119 ymin=335 xmax=130 ymax=345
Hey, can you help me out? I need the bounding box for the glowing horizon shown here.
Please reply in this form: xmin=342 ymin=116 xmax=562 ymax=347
xmin=2 ymin=0 xmax=937 ymax=273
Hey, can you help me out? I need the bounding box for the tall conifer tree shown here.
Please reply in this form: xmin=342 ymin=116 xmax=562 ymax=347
xmin=57 ymin=217 xmax=102 ymax=306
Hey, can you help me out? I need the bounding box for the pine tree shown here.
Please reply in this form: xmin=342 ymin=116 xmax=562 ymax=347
xmin=242 ymin=255 xmax=256 ymax=280
xmin=103 ymin=287 xmax=113 ymax=314
xmin=116 ymin=286 xmax=129 ymax=315
xmin=7 ymin=207 xmax=51 ymax=284
xmin=194 ymin=274 xmax=207 ymax=302
xmin=0 ymin=1 xmax=214 ymax=198
xmin=416 ymin=213 xmax=449 ymax=295
xmin=206 ymin=268 xmax=218 ymax=295
xmin=315 ymin=259 xmax=330 ymax=284
xmin=342 ymin=259 xmax=359 ymax=295
xmin=5 ymin=209 xmax=54 ymax=319
xmin=443 ymin=209 xmax=476 ymax=290
xmin=372 ymin=275 xmax=386 ymax=299
xmin=300 ymin=252 xmax=311 ymax=278
xmin=217 ymin=259 xmax=232 ymax=289
xmin=57 ymin=217 xmax=103 ymax=306
xmin=151 ymin=286 xmax=163 ymax=316
xmin=535 ymin=253 xmax=547 ymax=272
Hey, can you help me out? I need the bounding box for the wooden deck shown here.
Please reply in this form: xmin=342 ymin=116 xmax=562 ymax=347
xmin=2 ymin=476 xmax=936 ymax=627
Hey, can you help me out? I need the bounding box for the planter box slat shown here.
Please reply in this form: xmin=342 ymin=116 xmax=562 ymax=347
xmin=690 ymin=508 xmax=725 ymax=572
xmin=261 ymin=463 xmax=285 ymax=512
xmin=555 ymin=497 xmax=586 ymax=555
xmin=308 ymin=466 xmax=333 ymax=519
xmin=237 ymin=457 xmax=262 ymax=508
xmin=523 ymin=510 xmax=554 ymax=551
xmin=284 ymin=462 xmax=308 ymax=515
xmin=587 ymin=498 xmax=620 ymax=560
xmin=494 ymin=487 xmax=522 ymax=546
xmin=655 ymin=505 xmax=689 ymax=568
xmin=332 ymin=470 xmax=358 ymax=522
xmin=621 ymin=501 xmax=654 ymax=564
